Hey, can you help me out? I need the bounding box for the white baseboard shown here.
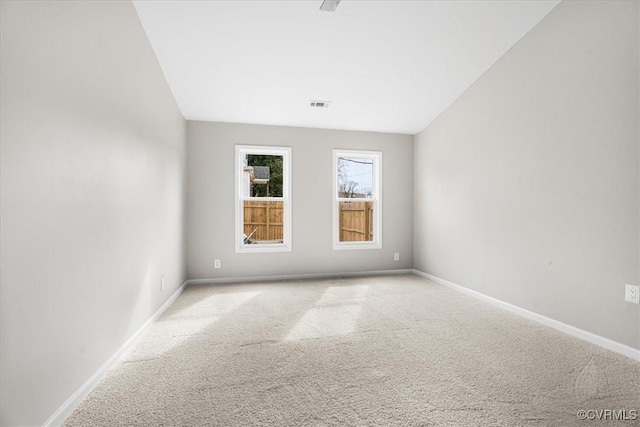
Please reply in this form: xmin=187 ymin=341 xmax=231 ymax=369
xmin=43 ymin=280 xmax=188 ymax=427
xmin=187 ymin=268 xmax=414 ymax=285
xmin=413 ymin=270 xmax=640 ymax=362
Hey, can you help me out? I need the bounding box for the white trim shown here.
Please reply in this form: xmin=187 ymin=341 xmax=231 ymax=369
xmin=43 ymin=281 xmax=188 ymax=427
xmin=412 ymin=270 xmax=640 ymax=362
xmin=332 ymin=149 xmax=382 ymax=250
xmin=187 ymin=269 xmax=413 ymax=285
xmin=235 ymin=145 xmax=292 ymax=253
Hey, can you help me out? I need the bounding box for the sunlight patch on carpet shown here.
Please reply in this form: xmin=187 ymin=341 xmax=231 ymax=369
xmin=131 ymin=290 xmax=261 ymax=358
xmin=285 ymin=304 xmax=362 ymax=341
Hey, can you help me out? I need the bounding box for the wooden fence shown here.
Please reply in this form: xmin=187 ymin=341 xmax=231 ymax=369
xmin=339 ymin=201 xmax=374 ymax=242
xmin=243 ymin=200 xmax=373 ymax=243
xmin=243 ymin=200 xmax=284 ymax=243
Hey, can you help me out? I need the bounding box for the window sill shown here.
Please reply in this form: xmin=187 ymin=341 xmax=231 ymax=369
xmin=236 ymin=244 xmax=292 ymax=254
xmin=333 ymin=242 xmax=382 ymax=250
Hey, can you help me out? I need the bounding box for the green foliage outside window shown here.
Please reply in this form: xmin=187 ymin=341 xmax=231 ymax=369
xmin=247 ymin=155 xmax=283 ymax=197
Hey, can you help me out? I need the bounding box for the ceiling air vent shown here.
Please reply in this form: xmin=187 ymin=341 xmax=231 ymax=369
xmin=310 ymin=100 xmax=331 ymax=108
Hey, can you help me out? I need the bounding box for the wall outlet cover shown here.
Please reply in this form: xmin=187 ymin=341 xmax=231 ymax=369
xmin=625 ymin=284 xmax=639 ymax=304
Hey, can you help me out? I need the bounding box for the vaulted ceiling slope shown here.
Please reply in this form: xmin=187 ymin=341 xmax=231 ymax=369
xmin=133 ymin=0 xmax=560 ymax=135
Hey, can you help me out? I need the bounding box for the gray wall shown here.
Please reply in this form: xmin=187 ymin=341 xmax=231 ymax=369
xmin=0 ymin=2 xmax=187 ymax=425
xmin=187 ymin=121 xmax=413 ymax=279
xmin=414 ymin=0 xmax=640 ymax=349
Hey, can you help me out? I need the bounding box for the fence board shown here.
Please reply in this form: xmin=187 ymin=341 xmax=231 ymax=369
xmin=243 ymin=200 xmax=284 ymax=242
xmin=339 ymin=201 xmax=374 ymax=242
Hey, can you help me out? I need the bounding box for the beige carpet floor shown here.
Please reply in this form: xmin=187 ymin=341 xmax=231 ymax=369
xmin=64 ymin=274 xmax=640 ymax=426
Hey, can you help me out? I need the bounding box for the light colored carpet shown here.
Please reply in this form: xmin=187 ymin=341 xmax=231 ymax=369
xmin=64 ymin=274 xmax=640 ymax=426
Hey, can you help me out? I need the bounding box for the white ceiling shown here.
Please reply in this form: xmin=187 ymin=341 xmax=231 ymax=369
xmin=133 ymin=0 xmax=560 ymax=135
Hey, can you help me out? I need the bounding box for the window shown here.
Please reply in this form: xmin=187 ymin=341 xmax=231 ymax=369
xmin=235 ymin=145 xmax=291 ymax=253
xmin=332 ymin=150 xmax=382 ymax=250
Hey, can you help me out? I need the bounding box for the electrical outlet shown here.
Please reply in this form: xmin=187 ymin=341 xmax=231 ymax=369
xmin=393 ymin=253 xmax=400 ymax=262
xmin=160 ymin=275 xmax=165 ymax=292
xmin=625 ymin=284 xmax=639 ymax=304
xmin=214 ymin=259 xmax=221 ymax=269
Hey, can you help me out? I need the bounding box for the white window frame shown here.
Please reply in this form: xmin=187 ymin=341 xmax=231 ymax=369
xmin=332 ymin=149 xmax=382 ymax=250
xmin=235 ymin=145 xmax=292 ymax=253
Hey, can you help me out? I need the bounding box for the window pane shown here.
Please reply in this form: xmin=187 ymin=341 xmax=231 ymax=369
xmin=242 ymin=200 xmax=284 ymax=244
xmin=338 ymin=201 xmax=374 ymax=242
xmin=337 ymin=157 xmax=373 ymax=198
xmin=242 ymin=155 xmax=283 ymax=197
